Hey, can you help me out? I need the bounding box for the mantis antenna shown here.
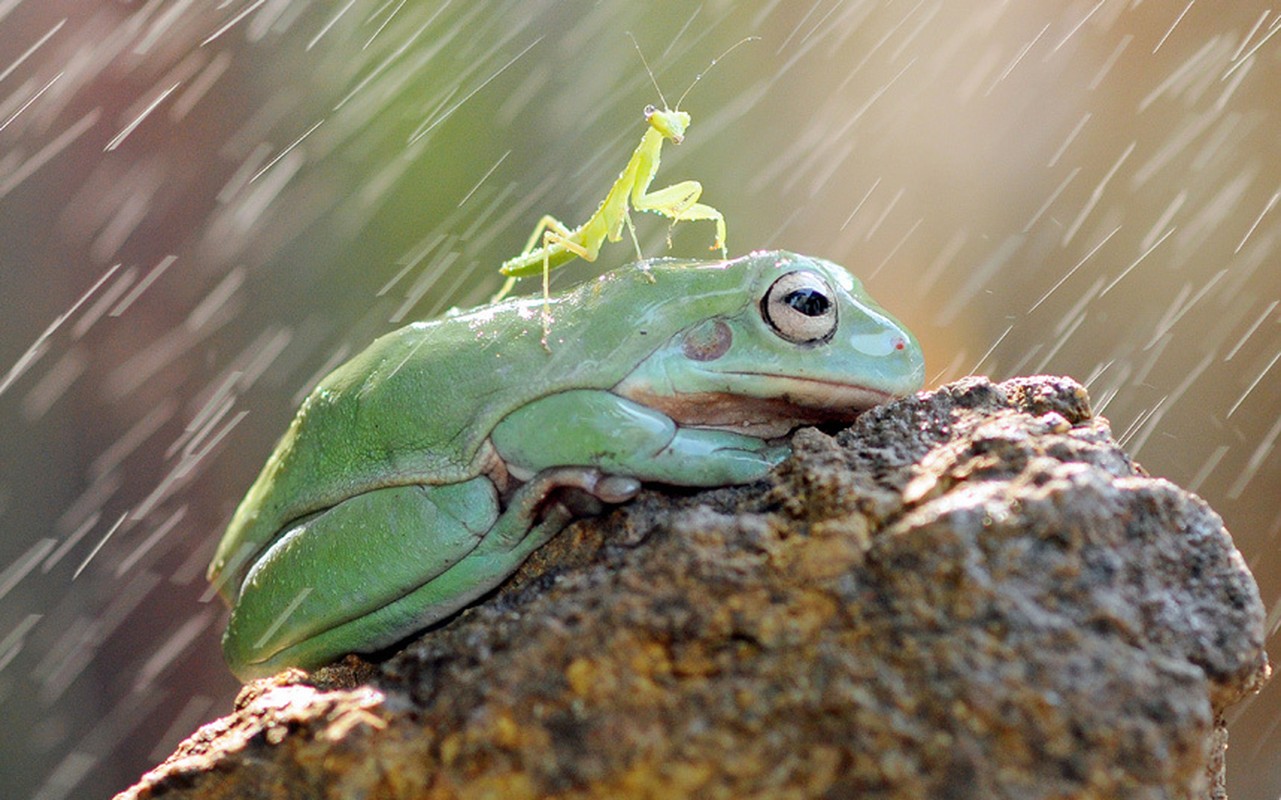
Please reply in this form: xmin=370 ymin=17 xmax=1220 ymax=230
xmin=627 ymin=32 xmax=760 ymax=110
xmin=675 ymin=35 xmax=760 ymax=110
xmin=627 ymin=32 xmax=669 ymax=110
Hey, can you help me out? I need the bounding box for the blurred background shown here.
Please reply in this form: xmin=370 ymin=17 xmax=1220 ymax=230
xmin=0 ymin=2 xmax=1277 ymax=797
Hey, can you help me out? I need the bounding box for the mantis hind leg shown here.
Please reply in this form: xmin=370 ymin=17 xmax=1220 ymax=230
xmin=633 ymin=179 xmax=727 ymax=256
xmin=493 ymin=215 xmax=578 ymax=302
xmin=534 ymin=225 xmax=597 ymax=348
xmin=522 ymin=214 xmax=575 ymax=254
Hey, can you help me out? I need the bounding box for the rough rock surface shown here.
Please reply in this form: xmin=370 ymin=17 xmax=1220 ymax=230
xmin=119 ymin=376 xmax=1270 ymax=800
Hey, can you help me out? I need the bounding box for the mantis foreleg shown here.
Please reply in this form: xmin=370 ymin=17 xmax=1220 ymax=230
xmin=632 ymin=178 xmax=727 ymax=255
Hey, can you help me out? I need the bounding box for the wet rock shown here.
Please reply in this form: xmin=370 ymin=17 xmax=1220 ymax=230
xmin=118 ymin=376 xmax=1269 ymax=800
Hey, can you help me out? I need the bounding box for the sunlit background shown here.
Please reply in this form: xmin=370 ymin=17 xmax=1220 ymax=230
xmin=1 ymin=2 xmax=1277 ymax=797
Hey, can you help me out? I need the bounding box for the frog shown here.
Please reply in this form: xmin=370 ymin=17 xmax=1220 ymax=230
xmin=207 ymin=251 xmax=925 ymax=680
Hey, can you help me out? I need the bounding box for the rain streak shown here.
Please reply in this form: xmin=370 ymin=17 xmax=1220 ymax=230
xmin=0 ymin=2 xmax=1278 ymax=798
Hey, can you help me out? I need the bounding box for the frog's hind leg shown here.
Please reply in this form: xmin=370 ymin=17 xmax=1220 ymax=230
xmin=222 ymin=479 xmax=501 ymax=679
xmin=378 ymin=467 xmax=638 ymax=631
xmin=223 ymin=469 xmax=632 ymax=679
xmin=361 ymin=467 xmax=632 ymax=631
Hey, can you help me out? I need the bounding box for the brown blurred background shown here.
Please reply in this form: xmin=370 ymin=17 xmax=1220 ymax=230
xmin=0 ymin=2 xmax=1277 ymax=797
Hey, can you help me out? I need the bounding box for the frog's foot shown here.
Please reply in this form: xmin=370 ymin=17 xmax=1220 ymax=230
xmin=399 ymin=468 xmax=639 ymax=630
xmin=491 ymin=466 xmax=639 ymax=553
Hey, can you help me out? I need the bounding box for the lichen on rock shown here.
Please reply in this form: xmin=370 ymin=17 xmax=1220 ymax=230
xmin=119 ymin=376 xmax=1270 ymax=800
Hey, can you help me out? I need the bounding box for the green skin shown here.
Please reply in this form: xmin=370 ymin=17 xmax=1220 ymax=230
xmin=208 ymin=251 xmax=925 ymax=680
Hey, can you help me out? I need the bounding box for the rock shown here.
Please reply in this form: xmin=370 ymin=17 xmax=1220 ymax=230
xmin=118 ymin=376 xmax=1269 ymax=800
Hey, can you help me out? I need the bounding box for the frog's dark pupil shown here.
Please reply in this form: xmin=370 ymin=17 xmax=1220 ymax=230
xmin=784 ymin=288 xmax=830 ymax=317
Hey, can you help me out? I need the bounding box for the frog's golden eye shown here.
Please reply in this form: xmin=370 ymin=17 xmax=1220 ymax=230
xmin=761 ymin=270 xmax=838 ymax=345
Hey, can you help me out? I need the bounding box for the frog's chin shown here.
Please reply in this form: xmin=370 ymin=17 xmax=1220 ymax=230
xmin=614 ymin=377 xmax=896 ymax=439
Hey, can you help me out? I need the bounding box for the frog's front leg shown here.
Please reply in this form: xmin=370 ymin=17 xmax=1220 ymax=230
xmin=491 ymin=389 xmax=790 ymax=487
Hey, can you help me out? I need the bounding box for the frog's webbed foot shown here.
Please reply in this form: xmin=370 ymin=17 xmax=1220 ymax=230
xmin=489 ymin=466 xmax=640 ymax=553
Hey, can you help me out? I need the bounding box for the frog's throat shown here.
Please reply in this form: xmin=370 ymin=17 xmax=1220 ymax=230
xmin=612 ymin=379 xmax=893 ymax=439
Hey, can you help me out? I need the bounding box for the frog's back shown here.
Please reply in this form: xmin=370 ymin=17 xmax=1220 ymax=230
xmin=210 ymin=256 xmax=772 ymax=591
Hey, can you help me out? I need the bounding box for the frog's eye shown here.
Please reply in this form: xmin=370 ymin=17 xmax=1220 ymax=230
xmin=761 ymin=270 xmax=838 ymax=344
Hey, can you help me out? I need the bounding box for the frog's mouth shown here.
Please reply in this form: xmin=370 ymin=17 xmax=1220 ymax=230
xmin=614 ymin=375 xmax=896 ymax=438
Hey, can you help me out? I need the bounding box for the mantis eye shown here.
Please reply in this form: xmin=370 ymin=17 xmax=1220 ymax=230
xmin=762 ymin=271 xmax=838 ymax=344
xmin=643 ymin=104 xmax=657 ymax=119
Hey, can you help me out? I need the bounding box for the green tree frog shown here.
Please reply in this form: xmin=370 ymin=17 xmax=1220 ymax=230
xmin=208 ymin=251 xmax=924 ymax=680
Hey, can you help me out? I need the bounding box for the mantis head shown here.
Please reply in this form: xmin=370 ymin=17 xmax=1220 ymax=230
xmin=645 ymin=105 xmax=690 ymax=144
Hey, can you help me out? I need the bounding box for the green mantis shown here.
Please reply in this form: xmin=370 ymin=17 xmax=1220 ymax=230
xmin=492 ymin=36 xmax=757 ymax=310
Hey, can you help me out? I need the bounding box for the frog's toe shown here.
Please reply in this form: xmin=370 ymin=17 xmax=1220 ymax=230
xmin=517 ymin=468 xmax=642 ymax=520
xmin=530 ymin=465 xmax=603 ymax=495
xmin=541 ymin=469 xmax=639 ymax=510
xmin=593 ymin=475 xmax=642 ymax=503
xmin=547 ymin=470 xmax=641 ymax=504
xmin=762 ymin=443 xmax=791 ymax=466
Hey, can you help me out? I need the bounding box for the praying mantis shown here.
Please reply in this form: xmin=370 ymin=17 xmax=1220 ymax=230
xmin=492 ymin=35 xmax=757 ymax=314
